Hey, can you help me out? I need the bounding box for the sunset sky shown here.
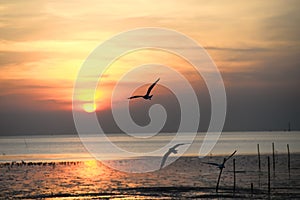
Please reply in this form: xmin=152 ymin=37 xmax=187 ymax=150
xmin=0 ymin=0 xmax=299 ymax=135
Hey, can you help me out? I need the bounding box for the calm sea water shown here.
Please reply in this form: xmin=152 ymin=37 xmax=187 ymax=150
xmin=1 ymin=131 xmax=300 ymax=199
xmin=0 ymin=131 xmax=299 ymax=162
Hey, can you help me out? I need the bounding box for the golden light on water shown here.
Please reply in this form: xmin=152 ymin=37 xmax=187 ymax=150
xmin=77 ymin=160 xmax=106 ymax=179
xmin=84 ymin=160 xmax=98 ymax=168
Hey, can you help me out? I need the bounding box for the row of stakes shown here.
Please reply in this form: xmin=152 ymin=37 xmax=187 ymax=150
xmin=0 ymin=161 xmax=83 ymax=168
xmin=258 ymin=143 xmax=291 ymax=194
xmin=229 ymin=143 xmax=292 ymax=197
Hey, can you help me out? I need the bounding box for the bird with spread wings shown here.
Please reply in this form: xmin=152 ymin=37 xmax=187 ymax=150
xmin=202 ymin=150 xmax=237 ymax=169
xmin=160 ymin=143 xmax=189 ymax=169
xmin=201 ymin=150 xmax=237 ymax=192
xmin=128 ymin=78 xmax=160 ymax=100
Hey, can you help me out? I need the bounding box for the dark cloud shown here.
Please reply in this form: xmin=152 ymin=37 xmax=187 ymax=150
xmin=222 ymin=49 xmax=300 ymax=88
xmin=224 ymin=84 xmax=300 ymax=131
xmin=0 ymin=109 xmax=76 ymax=135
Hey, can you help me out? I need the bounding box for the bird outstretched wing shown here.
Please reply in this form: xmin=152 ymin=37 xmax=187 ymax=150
xmin=159 ymin=143 xmax=189 ymax=169
xmin=225 ymin=150 xmax=237 ymax=161
xmin=160 ymin=150 xmax=172 ymax=169
xmin=128 ymin=95 xmax=144 ymax=99
xmin=170 ymin=143 xmax=189 ymax=150
xmin=146 ymin=78 xmax=160 ymax=96
xmin=201 ymin=162 xmax=220 ymax=167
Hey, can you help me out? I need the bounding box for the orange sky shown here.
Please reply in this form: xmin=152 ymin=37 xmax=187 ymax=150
xmin=0 ymin=0 xmax=299 ymax=114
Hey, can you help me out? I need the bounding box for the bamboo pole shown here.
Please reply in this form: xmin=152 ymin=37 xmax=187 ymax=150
xmin=251 ymin=182 xmax=253 ymax=198
xmin=233 ymin=158 xmax=236 ymax=195
xmin=257 ymin=144 xmax=261 ymax=172
xmin=287 ymin=144 xmax=291 ymax=178
xmin=268 ymin=156 xmax=271 ymax=196
xmin=272 ymin=142 xmax=275 ymax=176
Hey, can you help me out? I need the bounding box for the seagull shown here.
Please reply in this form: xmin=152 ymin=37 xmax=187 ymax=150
xmin=128 ymin=78 xmax=160 ymax=100
xmin=160 ymin=143 xmax=189 ymax=169
xmin=201 ymin=150 xmax=237 ymax=193
xmin=202 ymin=150 xmax=237 ymax=169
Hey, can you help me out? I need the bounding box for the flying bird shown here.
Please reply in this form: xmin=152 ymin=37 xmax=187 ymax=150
xmin=202 ymin=150 xmax=237 ymax=170
xmin=160 ymin=143 xmax=189 ymax=169
xmin=128 ymin=78 xmax=160 ymax=100
xmin=201 ymin=150 xmax=237 ymax=193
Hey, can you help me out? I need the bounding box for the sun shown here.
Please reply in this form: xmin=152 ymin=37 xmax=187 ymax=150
xmin=82 ymin=103 xmax=96 ymax=113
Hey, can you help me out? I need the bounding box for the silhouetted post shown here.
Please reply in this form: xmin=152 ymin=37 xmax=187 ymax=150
xmin=251 ymin=183 xmax=253 ymax=198
xmin=258 ymin=170 xmax=261 ymax=189
xmin=233 ymin=158 xmax=236 ymax=195
xmin=268 ymin=156 xmax=271 ymax=196
xmin=272 ymin=142 xmax=275 ymax=175
xmin=257 ymin=144 xmax=261 ymax=172
xmin=287 ymin=144 xmax=291 ymax=178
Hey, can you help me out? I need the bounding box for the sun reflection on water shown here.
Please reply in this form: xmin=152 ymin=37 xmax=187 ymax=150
xmin=77 ymin=160 xmax=105 ymax=178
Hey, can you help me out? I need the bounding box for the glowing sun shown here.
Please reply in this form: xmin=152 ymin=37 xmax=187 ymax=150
xmin=82 ymin=103 xmax=96 ymax=113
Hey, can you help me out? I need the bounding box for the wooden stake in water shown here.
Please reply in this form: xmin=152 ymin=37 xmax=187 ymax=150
xmin=272 ymin=142 xmax=275 ymax=175
xmin=287 ymin=144 xmax=291 ymax=178
xmin=257 ymin=144 xmax=261 ymax=172
xmin=268 ymin=156 xmax=271 ymax=195
xmin=233 ymin=158 xmax=236 ymax=195
xmin=251 ymin=182 xmax=253 ymax=198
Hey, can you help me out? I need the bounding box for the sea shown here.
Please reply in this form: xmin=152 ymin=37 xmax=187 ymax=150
xmin=1 ymin=131 xmax=300 ymax=199
xmin=1 ymin=131 xmax=299 ymax=163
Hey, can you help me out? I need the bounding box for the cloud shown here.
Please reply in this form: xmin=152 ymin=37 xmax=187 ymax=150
xmin=221 ymin=49 xmax=300 ymax=88
xmin=0 ymin=51 xmax=50 ymax=66
xmin=205 ymin=46 xmax=269 ymax=52
xmin=258 ymin=2 xmax=300 ymax=43
xmin=0 ymin=107 xmax=76 ymax=135
xmin=0 ymin=79 xmax=73 ymax=110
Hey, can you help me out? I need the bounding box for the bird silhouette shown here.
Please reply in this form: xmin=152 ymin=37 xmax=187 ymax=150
xmin=201 ymin=150 xmax=237 ymax=193
xmin=160 ymin=143 xmax=189 ymax=169
xmin=128 ymin=78 xmax=160 ymax=100
xmin=202 ymin=150 xmax=237 ymax=169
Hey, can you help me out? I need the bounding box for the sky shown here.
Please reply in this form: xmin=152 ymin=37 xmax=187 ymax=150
xmin=0 ymin=0 xmax=299 ymax=135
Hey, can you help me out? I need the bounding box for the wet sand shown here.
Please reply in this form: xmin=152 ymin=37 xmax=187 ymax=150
xmin=0 ymin=153 xmax=299 ymax=199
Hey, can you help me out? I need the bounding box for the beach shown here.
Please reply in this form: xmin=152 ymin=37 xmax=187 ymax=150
xmin=1 ymin=153 xmax=299 ymax=199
